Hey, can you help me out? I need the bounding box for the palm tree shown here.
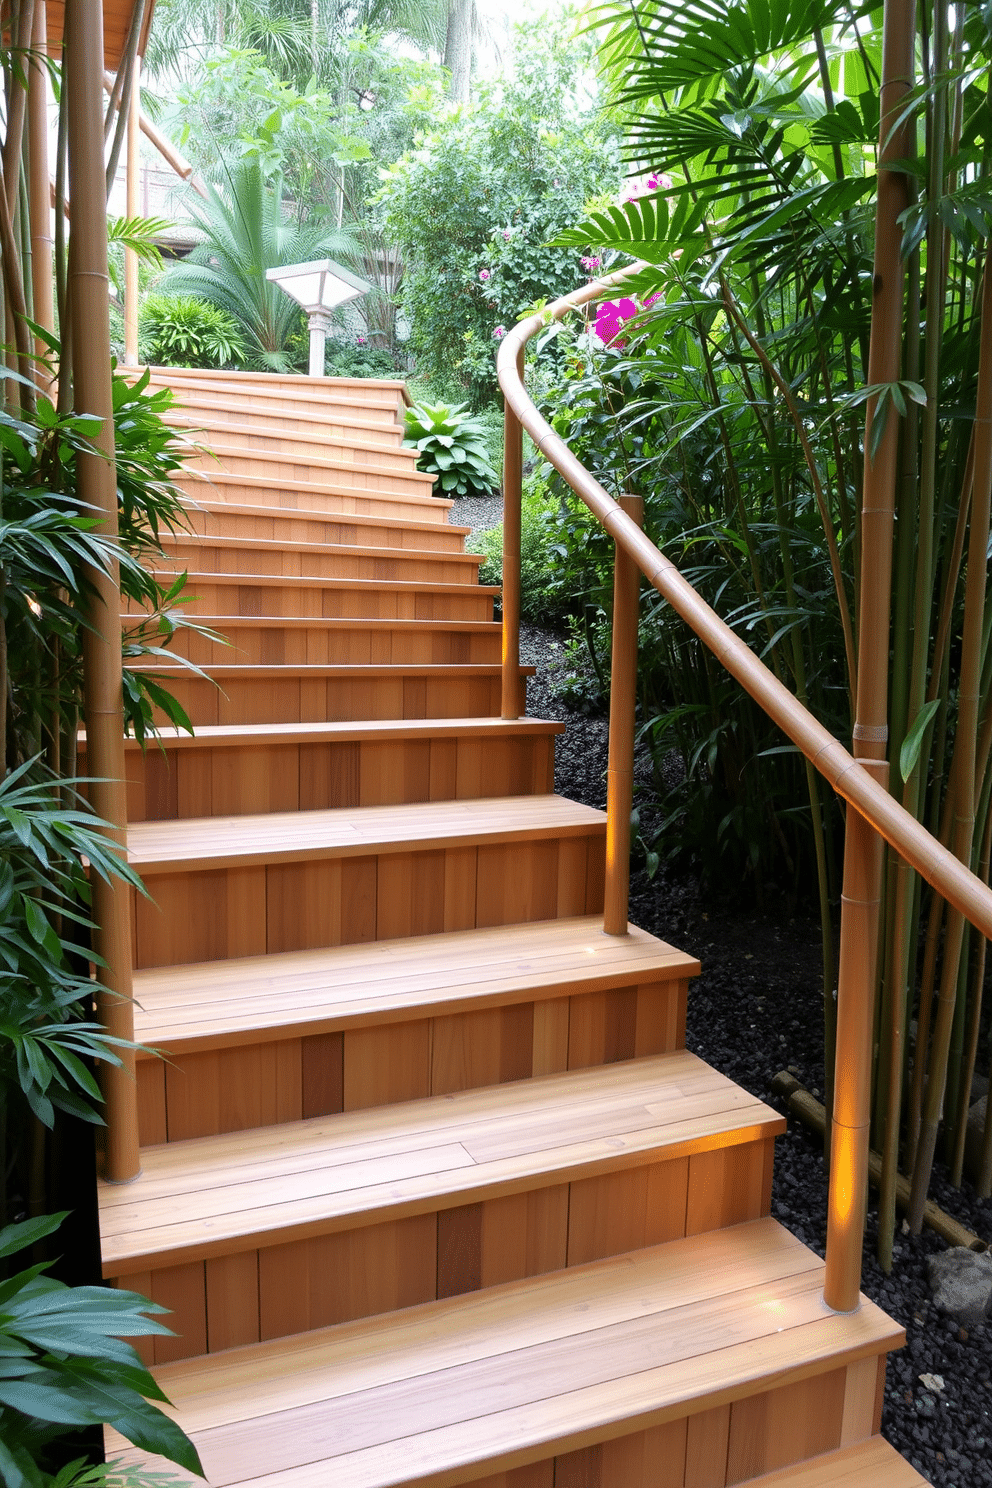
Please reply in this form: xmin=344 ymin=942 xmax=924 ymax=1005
xmin=157 ymin=156 xmax=356 ymax=367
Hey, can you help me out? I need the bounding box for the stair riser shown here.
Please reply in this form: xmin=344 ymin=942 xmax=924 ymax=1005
xmin=168 ymin=408 xmax=405 ymax=447
xmin=181 ymin=505 xmax=467 ymax=552
xmin=180 ymin=480 xmax=443 ymax=524
xmin=134 ymin=670 xmax=519 ymax=728
xmin=172 ymin=423 xmax=417 ymax=469
xmin=127 ymin=581 xmax=494 ymax=622
xmin=135 ymin=977 xmax=689 ymax=1141
xmin=131 ymin=833 xmax=605 ymax=968
xmin=179 ymin=455 xmax=433 ymax=500
xmin=97 ymin=732 xmax=554 ymax=821
xmin=119 ymin=1135 xmax=773 ymax=1365
xmin=159 ymin=542 xmax=483 ymax=585
xmin=150 ymin=375 xmax=406 ymax=419
xmin=155 ymin=625 xmax=500 ymax=667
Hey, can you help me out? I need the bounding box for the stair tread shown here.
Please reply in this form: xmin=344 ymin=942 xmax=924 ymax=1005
xmin=184 ymin=498 xmax=468 ymax=537
xmin=100 ymin=1051 xmax=782 ymax=1271
xmin=180 ymin=466 xmax=437 ymax=497
xmin=181 ymin=446 xmax=430 ymax=485
xmin=123 ymin=614 xmax=500 ymax=634
xmin=169 ymin=415 xmax=413 ymax=457
xmin=127 ymin=662 xmax=531 ymax=676
xmin=745 ymin=1439 xmax=930 ymax=1487
xmin=145 ymin=571 xmax=500 ymax=596
xmin=129 ymin=914 xmax=696 ymax=1049
xmin=161 ymin=533 xmax=484 ymax=566
xmin=126 ymin=794 xmax=604 ymax=872
xmin=112 ymin=717 xmax=563 ymax=750
xmin=104 ymin=1218 xmax=902 ymax=1487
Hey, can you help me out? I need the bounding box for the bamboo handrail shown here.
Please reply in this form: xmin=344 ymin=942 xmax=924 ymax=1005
xmin=497 ymin=267 xmax=992 ymax=1311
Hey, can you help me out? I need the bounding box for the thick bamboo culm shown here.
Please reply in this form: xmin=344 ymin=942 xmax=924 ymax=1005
xmin=604 ymin=494 xmax=643 ymax=936
xmin=498 ymin=267 xmax=992 ymax=1311
xmin=68 ymin=0 xmax=140 ymax=1183
xmin=124 ymin=60 xmax=140 ymax=366
xmin=501 ymin=347 xmax=523 ymax=721
xmin=27 ymin=0 xmax=54 ymax=378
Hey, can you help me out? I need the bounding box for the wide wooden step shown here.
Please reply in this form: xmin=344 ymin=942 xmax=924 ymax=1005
xmin=165 ymin=399 xmax=406 ymax=447
xmin=181 ymin=500 xmax=468 ymax=552
xmin=132 ymin=615 xmax=501 ymax=667
xmin=92 ymin=717 xmax=560 ymax=821
xmin=745 ymin=1441 xmax=929 ymax=1488
xmin=129 ymin=662 xmax=529 ymax=727
xmin=105 ymin=1218 xmax=902 ymax=1488
xmin=129 ymin=571 xmax=498 ymax=621
xmin=169 ymin=414 xmax=418 ymax=467
xmin=179 ymin=447 xmax=435 ymax=500
xmin=147 ymin=369 xmax=408 ymax=420
xmin=131 ymin=914 xmax=697 ymax=1139
xmin=127 ymin=794 xmax=605 ymax=967
xmin=103 ymin=1052 xmax=783 ymax=1359
xmin=158 ymin=534 xmax=485 ymax=585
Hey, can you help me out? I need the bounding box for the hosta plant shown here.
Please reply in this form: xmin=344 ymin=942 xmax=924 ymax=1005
xmin=403 ymin=402 xmax=499 ymax=498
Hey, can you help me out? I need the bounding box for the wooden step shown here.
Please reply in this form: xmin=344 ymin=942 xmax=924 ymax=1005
xmin=169 ymin=414 xmax=418 ymax=467
xmin=165 ymin=398 xmax=406 ymax=447
xmin=181 ymin=500 xmax=468 ymax=552
xmin=128 ymin=663 xmax=529 ymax=727
xmin=179 ymin=446 xmax=435 ymax=500
xmin=146 ymin=369 xmax=407 ymax=420
xmin=130 ymin=915 xmax=697 ymax=1138
xmin=104 ymin=1218 xmax=902 ymax=1488
xmin=743 ymin=1441 xmax=930 ymax=1488
xmin=127 ymin=572 xmax=498 ymax=621
xmin=159 ymin=534 xmax=485 ymax=585
xmin=127 ymin=795 xmax=605 ymax=967
xmin=88 ymin=717 xmax=560 ymax=821
xmin=130 ymin=615 xmax=501 ymax=667
xmin=102 ymin=1052 xmax=783 ymax=1359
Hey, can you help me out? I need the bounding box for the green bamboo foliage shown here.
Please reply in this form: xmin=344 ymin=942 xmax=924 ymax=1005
xmin=547 ymin=0 xmax=992 ymax=1262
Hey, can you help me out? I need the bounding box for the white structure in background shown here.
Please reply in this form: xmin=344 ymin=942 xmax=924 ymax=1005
xmin=266 ymin=258 xmax=372 ymax=376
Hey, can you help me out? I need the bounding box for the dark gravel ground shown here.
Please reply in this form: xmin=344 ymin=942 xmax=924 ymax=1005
xmin=518 ymin=618 xmax=992 ymax=1488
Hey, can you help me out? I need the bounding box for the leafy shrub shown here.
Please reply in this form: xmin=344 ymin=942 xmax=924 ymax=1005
xmin=403 ymin=402 xmax=498 ymax=498
xmin=139 ymin=293 xmax=247 ymax=370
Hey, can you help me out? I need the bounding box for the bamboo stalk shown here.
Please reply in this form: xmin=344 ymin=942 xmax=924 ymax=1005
xmin=124 ymin=55 xmax=140 ymax=366
xmin=3 ymin=0 xmax=36 ymax=216
xmin=27 ymin=0 xmax=53 ymax=381
xmin=604 ymin=494 xmax=643 ymax=937
xmin=67 ymin=0 xmax=139 ymax=1185
xmin=501 ymin=346 xmax=523 ymax=722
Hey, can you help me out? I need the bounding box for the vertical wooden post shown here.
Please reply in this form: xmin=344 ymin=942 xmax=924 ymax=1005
xmin=823 ymin=0 xmax=914 ymax=1311
xmin=67 ymin=0 xmax=140 ymax=1183
xmin=123 ymin=55 xmax=140 ymax=366
xmin=603 ymin=495 xmax=643 ymax=936
xmin=501 ymin=347 xmax=524 ymax=720
xmin=28 ymin=0 xmax=55 ymax=383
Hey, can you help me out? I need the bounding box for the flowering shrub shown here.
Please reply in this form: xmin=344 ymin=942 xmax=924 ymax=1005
xmin=593 ymin=297 xmax=639 ymax=345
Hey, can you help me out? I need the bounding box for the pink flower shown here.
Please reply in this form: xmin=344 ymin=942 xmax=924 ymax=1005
xmin=594 ymin=298 xmax=638 ymax=346
xmin=502 ymin=228 xmax=512 ymax=240
xmin=356 ymin=335 xmax=367 ymax=345
xmin=479 ymin=268 xmax=491 ymax=281
xmin=621 ymin=171 xmax=673 ymax=203
xmin=492 ymin=325 xmax=506 ymax=340
xmin=581 ymin=255 xmax=602 ymax=273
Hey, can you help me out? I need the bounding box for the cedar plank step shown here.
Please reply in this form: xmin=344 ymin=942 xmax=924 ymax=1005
xmin=127 ymin=571 xmax=499 ymax=620
xmin=169 ymin=415 xmax=416 ymax=464
xmin=179 ymin=445 xmax=433 ymax=495
xmin=100 ymin=1050 xmax=783 ymax=1274
xmin=129 ymin=914 xmax=693 ymax=1053
xmin=178 ymin=466 xmax=438 ymax=509
xmin=126 ymin=794 xmax=605 ymax=875
xmin=148 ymin=369 xmax=409 ymax=414
xmin=181 ymin=500 xmax=469 ymax=551
xmin=158 ymin=535 xmax=484 ymax=583
xmin=104 ymin=1219 xmax=903 ymax=1488
xmin=116 ymin=716 xmax=563 ymax=751
xmin=166 ymin=403 xmax=406 ymax=447
xmin=745 ymin=1440 xmax=930 ymax=1487
xmin=133 ymin=615 xmax=501 ymax=666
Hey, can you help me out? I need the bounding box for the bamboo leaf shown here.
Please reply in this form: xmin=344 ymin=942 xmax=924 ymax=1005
xmin=900 ymin=700 xmax=941 ymax=783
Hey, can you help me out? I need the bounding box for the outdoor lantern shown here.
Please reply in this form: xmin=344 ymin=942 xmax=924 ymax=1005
xmin=266 ymin=258 xmax=371 ymax=377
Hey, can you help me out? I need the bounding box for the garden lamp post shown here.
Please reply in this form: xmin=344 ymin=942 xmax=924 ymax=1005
xmin=266 ymin=258 xmax=371 ymax=376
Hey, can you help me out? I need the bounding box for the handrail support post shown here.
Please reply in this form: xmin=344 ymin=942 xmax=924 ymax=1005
xmin=501 ymin=348 xmax=524 ymax=720
xmin=604 ymin=494 xmax=643 ymax=936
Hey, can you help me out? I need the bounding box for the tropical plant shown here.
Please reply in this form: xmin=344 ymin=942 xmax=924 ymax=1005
xmin=139 ymin=293 xmax=247 ymax=369
xmin=545 ymin=0 xmax=992 ymax=1266
xmin=155 ymin=157 xmax=357 ymax=369
xmin=376 ymin=10 xmax=620 ymax=404
xmin=0 ymin=1212 xmax=203 ymax=1485
xmin=403 ymin=401 xmax=498 ymax=497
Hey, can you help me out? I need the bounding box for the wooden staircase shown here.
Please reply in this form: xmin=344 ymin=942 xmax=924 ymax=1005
xmin=99 ymin=368 xmax=928 ymax=1488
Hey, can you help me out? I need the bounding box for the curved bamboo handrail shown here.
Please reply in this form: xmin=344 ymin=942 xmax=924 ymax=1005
xmin=497 ymin=268 xmax=992 ymax=1312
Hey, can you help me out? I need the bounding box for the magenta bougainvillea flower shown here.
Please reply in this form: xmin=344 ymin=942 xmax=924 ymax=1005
xmin=594 ymin=297 xmax=638 ymax=345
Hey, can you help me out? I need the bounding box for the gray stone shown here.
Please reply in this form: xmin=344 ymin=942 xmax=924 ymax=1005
xmin=964 ymin=1093 xmax=987 ymax=1183
xmin=927 ymin=1247 xmax=992 ymax=1325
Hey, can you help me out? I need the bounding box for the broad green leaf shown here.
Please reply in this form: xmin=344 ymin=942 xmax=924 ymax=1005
xmin=900 ymin=700 xmax=942 ymax=783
